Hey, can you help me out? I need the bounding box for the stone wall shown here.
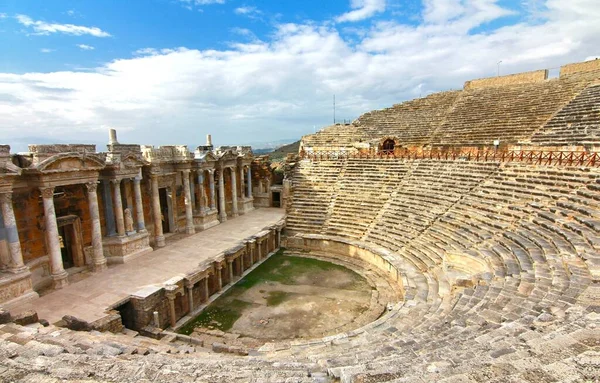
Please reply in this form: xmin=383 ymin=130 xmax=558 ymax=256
xmin=560 ymin=59 xmax=600 ymax=77
xmin=117 ymin=222 xmax=283 ymax=332
xmin=127 ymin=287 xmax=171 ymax=330
xmin=286 ymin=235 xmax=403 ymax=290
xmin=28 ymin=144 xmax=96 ymax=154
xmin=464 ymin=70 xmax=548 ymax=89
xmin=13 ymin=189 xmax=46 ymax=263
xmin=53 ymin=184 xmax=93 ymax=249
xmin=142 ymin=179 xmax=155 ymax=244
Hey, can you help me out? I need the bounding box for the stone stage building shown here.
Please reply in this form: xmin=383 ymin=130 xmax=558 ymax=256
xmin=0 ymin=132 xmax=272 ymax=307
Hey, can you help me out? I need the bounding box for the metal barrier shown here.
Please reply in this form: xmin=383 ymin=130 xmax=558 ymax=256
xmin=299 ymin=149 xmax=600 ymax=167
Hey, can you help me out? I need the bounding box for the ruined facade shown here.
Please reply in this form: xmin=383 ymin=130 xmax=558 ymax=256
xmin=0 ymin=132 xmax=265 ymax=306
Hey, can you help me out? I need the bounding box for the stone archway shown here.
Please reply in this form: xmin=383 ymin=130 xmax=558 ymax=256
xmin=382 ymin=138 xmax=396 ymax=154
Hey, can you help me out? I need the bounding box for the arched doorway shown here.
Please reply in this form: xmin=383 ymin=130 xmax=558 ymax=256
xmin=382 ymin=139 xmax=395 ymax=154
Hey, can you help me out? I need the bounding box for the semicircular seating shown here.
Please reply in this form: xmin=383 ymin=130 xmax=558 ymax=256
xmin=282 ymin=157 xmax=598 ymax=382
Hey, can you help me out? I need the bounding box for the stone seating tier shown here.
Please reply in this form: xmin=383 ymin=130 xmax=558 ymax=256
xmin=283 ymin=158 xmax=596 ymax=381
xmin=531 ymin=83 xmax=600 ymax=146
xmin=302 ymin=69 xmax=600 ymax=150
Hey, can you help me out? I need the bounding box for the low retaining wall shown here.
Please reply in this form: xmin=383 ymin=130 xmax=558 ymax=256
xmin=286 ymin=234 xmax=404 ymax=292
xmin=113 ymin=220 xmax=285 ymax=334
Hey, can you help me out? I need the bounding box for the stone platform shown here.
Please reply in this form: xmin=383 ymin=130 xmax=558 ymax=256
xmin=7 ymin=208 xmax=285 ymax=325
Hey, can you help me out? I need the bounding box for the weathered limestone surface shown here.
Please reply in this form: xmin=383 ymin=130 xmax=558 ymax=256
xmin=531 ymin=83 xmax=600 ymax=146
xmin=464 ymin=69 xmax=548 ymax=89
xmin=281 ymin=157 xmax=600 ymax=383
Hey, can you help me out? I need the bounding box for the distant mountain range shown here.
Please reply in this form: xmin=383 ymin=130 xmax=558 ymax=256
xmin=243 ymin=138 xmax=299 ymax=151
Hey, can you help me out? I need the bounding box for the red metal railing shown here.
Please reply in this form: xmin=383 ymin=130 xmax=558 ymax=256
xmin=299 ymin=149 xmax=600 ymax=167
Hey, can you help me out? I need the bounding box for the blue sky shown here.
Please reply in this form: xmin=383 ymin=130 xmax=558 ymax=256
xmin=0 ymin=0 xmax=598 ymax=152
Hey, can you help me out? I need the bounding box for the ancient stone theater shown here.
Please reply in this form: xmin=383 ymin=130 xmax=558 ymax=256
xmin=0 ymin=59 xmax=599 ymax=382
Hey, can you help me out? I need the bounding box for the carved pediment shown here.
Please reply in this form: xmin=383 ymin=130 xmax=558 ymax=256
xmin=217 ymin=150 xmax=238 ymax=162
xmin=196 ymin=151 xmax=217 ymax=163
xmin=0 ymin=162 xmax=21 ymax=177
xmin=35 ymin=153 xmax=105 ymax=172
xmin=120 ymin=152 xmax=147 ymax=169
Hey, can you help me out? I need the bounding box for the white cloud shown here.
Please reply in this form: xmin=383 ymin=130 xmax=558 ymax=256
xmin=134 ymin=47 xmax=187 ymax=56
xmin=234 ymin=6 xmax=264 ymax=21
xmin=77 ymin=44 xmax=95 ymax=50
xmin=1 ymin=0 xmax=599 ymax=151
xmin=0 ymin=13 xmax=7 ymax=19
xmin=235 ymin=6 xmax=258 ymax=15
xmin=40 ymin=48 xmax=55 ymax=53
xmin=177 ymin=0 xmax=225 ymax=9
xmin=422 ymin=0 xmax=516 ymax=26
xmin=336 ymin=0 xmax=386 ymax=22
xmin=15 ymin=14 xmax=111 ymax=37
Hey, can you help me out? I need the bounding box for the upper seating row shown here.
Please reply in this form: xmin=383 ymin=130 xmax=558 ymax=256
xmin=301 ymin=69 xmax=600 ymax=149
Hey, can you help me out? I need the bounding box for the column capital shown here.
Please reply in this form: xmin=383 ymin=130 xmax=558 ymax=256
xmin=110 ymin=178 xmax=121 ymax=185
xmin=182 ymin=169 xmax=191 ymax=175
xmin=165 ymin=284 xmax=182 ymax=300
xmin=85 ymin=181 xmax=99 ymax=193
xmin=40 ymin=187 xmax=55 ymax=199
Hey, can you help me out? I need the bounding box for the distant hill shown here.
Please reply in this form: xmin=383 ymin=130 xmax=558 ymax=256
xmin=268 ymin=140 xmax=300 ymax=162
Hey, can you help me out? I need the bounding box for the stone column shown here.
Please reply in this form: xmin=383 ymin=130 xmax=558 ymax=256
xmin=256 ymin=238 xmax=262 ymax=261
xmin=166 ymin=293 xmax=177 ymax=328
xmin=0 ymin=211 xmax=9 ymax=271
xmin=189 ymin=171 xmax=196 ymax=212
xmin=246 ymin=166 xmax=252 ymax=198
xmin=240 ymin=253 xmax=245 ymax=274
xmin=151 ymin=176 xmax=165 ymax=247
xmin=248 ymin=239 xmax=256 ymax=265
xmin=218 ymin=169 xmax=227 ymax=222
xmin=197 ymin=171 xmax=205 ymax=214
xmin=209 ymin=170 xmax=216 ymax=211
xmin=203 ymin=277 xmax=209 ymax=302
xmin=111 ymin=179 xmax=126 ymax=237
xmin=217 ymin=265 xmax=223 ymax=290
xmin=276 ymin=228 xmax=282 ymax=248
xmin=245 ymin=241 xmax=251 ymax=266
xmin=239 ymin=166 xmax=245 ymax=199
xmin=186 ymin=282 xmax=194 ymax=313
xmin=133 ymin=177 xmax=146 ymax=233
xmin=228 ymin=259 xmax=234 ymax=283
xmin=41 ymin=187 xmax=68 ymax=289
xmin=231 ymin=167 xmax=239 ymax=217
xmin=271 ymin=228 xmax=277 ymax=252
xmin=0 ymin=193 xmax=27 ymax=273
xmin=102 ymin=180 xmax=117 ymax=236
xmin=182 ymin=170 xmax=195 ymax=234
xmin=85 ymin=183 xmax=107 ymax=272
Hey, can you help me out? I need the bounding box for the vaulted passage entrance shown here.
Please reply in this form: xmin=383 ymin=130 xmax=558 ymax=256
xmin=382 ymin=139 xmax=395 ymax=154
xmin=57 ymin=215 xmax=84 ymax=270
xmin=158 ymin=188 xmax=170 ymax=233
